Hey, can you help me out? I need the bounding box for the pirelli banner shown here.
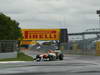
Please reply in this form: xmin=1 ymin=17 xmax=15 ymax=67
xmin=22 ymin=29 xmax=61 ymax=40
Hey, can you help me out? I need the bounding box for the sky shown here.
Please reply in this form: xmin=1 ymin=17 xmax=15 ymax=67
xmin=0 ymin=0 xmax=100 ymax=33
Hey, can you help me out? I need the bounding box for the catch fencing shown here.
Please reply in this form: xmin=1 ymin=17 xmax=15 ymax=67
xmin=65 ymin=39 xmax=96 ymax=55
xmin=0 ymin=40 xmax=18 ymax=53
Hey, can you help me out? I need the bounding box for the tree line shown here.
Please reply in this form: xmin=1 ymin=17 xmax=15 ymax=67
xmin=0 ymin=13 xmax=22 ymax=40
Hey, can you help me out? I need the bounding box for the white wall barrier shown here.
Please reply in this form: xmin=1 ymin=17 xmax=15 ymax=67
xmin=0 ymin=52 xmax=17 ymax=59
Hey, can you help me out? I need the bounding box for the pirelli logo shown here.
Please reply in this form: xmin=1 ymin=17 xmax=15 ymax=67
xmin=22 ymin=29 xmax=60 ymax=40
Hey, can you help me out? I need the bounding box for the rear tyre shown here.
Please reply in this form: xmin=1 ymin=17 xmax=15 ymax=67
xmin=48 ymin=55 xmax=53 ymax=61
xmin=59 ymin=54 xmax=64 ymax=60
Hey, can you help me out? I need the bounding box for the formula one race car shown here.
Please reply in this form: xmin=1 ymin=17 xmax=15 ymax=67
xmin=35 ymin=50 xmax=64 ymax=61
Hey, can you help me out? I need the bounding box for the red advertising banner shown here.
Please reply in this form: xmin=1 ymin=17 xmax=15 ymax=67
xmin=22 ymin=29 xmax=60 ymax=40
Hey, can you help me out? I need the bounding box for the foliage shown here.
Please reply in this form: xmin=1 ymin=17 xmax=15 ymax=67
xmin=0 ymin=13 xmax=22 ymax=40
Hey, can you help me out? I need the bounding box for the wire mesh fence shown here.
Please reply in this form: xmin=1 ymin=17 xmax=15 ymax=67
xmin=0 ymin=40 xmax=18 ymax=53
xmin=64 ymin=39 xmax=96 ymax=56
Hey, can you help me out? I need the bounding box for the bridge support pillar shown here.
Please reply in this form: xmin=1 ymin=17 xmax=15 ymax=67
xmin=82 ymin=34 xmax=85 ymax=54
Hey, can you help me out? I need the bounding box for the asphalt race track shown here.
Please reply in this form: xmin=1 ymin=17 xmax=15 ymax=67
xmin=1 ymin=55 xmax=100 ymax=75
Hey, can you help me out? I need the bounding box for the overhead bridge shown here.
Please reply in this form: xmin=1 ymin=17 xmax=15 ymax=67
xmin=68 ymin=31 xmax=100 ymax=36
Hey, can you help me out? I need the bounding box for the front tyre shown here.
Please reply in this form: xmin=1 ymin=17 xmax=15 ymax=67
xmin=36 ymin=55 xmax=41 ymax=61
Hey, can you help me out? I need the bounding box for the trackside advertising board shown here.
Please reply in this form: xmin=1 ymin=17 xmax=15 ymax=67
xmin=96 ymin=42 xmax=100 ymax=55
xmin=22 ymin=29 xmax=60 ymax=40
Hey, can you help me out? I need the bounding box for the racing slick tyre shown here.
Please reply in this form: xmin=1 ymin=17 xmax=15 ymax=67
xmin=59 ymin=54 xmax=64 ymax=60
xmin=52 ymin=56 xmax=56 ymax=61
xmin=48 ymin=55 xmax=53 ymax=61
xmin=48 ymin=55 xmax=56 ymax=61
xmin=36 ymin=55 xmax=41 ymax=61
xmin=48 ymin=55 xmax=54 ymax=61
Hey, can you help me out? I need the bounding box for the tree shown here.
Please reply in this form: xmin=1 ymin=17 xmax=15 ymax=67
xmin=0 ymin=13 xmax=22 ymax=40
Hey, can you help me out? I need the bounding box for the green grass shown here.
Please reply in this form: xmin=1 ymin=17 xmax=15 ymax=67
xmin=96 ymin=54 xmax=100 ymax=56
xmin=0 ymin=52 xmax=34 ymax=61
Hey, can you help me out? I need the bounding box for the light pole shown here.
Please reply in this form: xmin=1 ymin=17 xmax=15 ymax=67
xmin=97 ymin=10 xmax=100 ymax=29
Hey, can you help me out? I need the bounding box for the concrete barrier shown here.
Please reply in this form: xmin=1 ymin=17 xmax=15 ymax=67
xmin=0 ymin=52 xmax=17 ymax=59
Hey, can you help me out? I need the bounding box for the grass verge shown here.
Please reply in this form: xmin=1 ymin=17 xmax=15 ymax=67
xmin=0 ymin=52 xmax=33 ymax=61
xmin=96 ymin=54 xmax=100 ymax=56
